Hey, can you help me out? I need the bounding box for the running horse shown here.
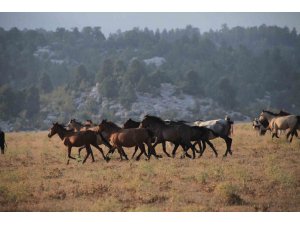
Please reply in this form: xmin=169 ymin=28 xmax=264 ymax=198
xmin=98 ymin=120 xmax=159 ymax=161
xmin=139 ymin=115 xmax=197 ymax=159
xmin=193 ymin=116 xmax=234 ymax=157
xmin=48 ymin=122 xmax=110 ymax=164
xmin=258 ymin=110 xmax=299 ymax=142
xmin=67 ymin=119 xmax=114 ymax=158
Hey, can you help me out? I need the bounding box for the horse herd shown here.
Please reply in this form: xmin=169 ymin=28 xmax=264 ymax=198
xmin=47 ymin=115 xmax=234 ymax=164
xmin=253 ymin=110 xmax=300 ymax=142
xmin=1 ymin=109 xmax=298 ymax=164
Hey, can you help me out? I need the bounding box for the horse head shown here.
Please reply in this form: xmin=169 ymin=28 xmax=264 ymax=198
xmin=48 ymin=122 xmax=59 ymax=138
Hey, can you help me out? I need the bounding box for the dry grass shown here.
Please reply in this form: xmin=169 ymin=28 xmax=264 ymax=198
xmin=0 ymin=124 xmax=299 ymax=211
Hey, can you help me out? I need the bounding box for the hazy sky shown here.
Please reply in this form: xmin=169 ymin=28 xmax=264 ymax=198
xmin=0 ymin=13 xmax=300 ymax=37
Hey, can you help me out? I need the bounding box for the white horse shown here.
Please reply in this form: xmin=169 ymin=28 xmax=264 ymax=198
xmin=193 ymin=116 xmax=233 ymax=157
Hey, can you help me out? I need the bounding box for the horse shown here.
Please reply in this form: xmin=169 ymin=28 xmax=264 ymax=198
xmin=98 ymin=120 xmax=158 ymax=161
xmin=48 ymin=122 xmax=110 ymax=164
xmin=66 ymin=119 xmax=93 ymax=132
xmin=258 ymin=110 xmax=299 ymax=142
xmin=123 ymin=118 xmax=141 ymax=129
xmin=0 ymin=129 xmax=7 ymax=154
xmin=139 ymin=115 xmax=197 ymax=159
xmin=67 ymin=118 xmax=116 ymax=158
xmin=252 ymin=118 xmax=267 ymax=136
xmin=193 ymin=116 xmax=234 ymax=157
xmin=123 ymin=118 xmax=170 ymax=158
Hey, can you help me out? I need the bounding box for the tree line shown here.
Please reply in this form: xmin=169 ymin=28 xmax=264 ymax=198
xmin=0 ymin=24 xmax=299 ymax=129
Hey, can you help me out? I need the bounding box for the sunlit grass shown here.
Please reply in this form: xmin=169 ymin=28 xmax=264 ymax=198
xmin=0 ymin=124 xmax=299 ymax=211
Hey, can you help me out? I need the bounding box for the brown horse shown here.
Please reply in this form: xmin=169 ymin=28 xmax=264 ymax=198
xmin=123 ymin=118 xmax=166 ymax=158
xmin=98 ymin=120 xmax=158 ymax=161
xmin=48 ymin=122 xmax=110 ymax=164
xmin=67 ymin=119 xmax=114 ymax=157
xmin=139 ymin=115 xmax=196 ymax=159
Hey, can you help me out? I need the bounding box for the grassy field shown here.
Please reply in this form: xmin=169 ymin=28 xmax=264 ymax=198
xmin=0 ymin=123 xmax=299 ymax=211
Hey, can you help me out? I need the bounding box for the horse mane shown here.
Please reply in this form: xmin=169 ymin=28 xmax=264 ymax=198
xmin=144 ymin=115 xmax=166 ymax=124
xmin=278 ymin=110 xmax=290 ymax=116
xmin=55 ymin=122 xmax=68 ymax=131
xmin=126 ymin=118 xmax=138 ymax=123
xmin=103 ymin=120 xmax=121 ymax=129
xmin=263 ymin=109 xmax=290 ymax=116
xmin=262 ymin=110 xmax=277 ymax=116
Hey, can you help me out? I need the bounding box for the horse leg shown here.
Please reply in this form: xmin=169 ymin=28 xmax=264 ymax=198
xmin=171 ymin=143 xmax=180 ymax=158
xmin=82 ymin=145 xmax=92 ymax=164
xmin=131 ymin=146 xmax=139 ymax=159
xmin=194 ymin=141 xmax=202 ymax=153
xmin=162 ymin=141 xmax=171 ymax=157
xmin=180 ymin=144 xmax=193 ymax=159
xmin=90 ymin=143 xmax=108 ymax=161
xmin=205 ymin=140 xmax=218 ymax=157
xmin=147 ymin=141 xmax=162 ymax=159
xmin=67 ymin=146 xmax=76 ymax=165
xmin=289 ymin=129 xmax=297 ymax=143
xmin=117 ymin=146 xmax=128 ymax=161
xmin=286 ymin=130 xmax=292 ymax=142
xmin=136 ymin=144 xmax=147 ymax=161
xmin=199 ymin=141 xmax=207 ymax=157
xmin=78 ymin=146 xmax=85 ymax=157
xmin=147 ymin=141 xmax=161 ymax=159
xmin=105 ymin=146 xmax=116 ymax=161
xmin=120 ymin=147 xmax=129 ymax=160
xmin=223 ymin=136 xmax=232 ymax=157
xmin=294 ymin=130 xmax=299 ymax=138
xmin=184 ymin=143 xmax=196 ymax=159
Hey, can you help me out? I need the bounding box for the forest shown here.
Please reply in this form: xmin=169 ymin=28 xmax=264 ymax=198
xmin=0 ymin=24 xmax=300 ymax=130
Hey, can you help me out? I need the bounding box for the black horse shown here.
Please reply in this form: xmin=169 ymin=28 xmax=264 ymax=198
xmin=0 ymin=129 xmax=7 ymax=154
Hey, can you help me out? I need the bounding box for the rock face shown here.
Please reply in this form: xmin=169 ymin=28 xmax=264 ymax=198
xmin=143 ymin=57 xmax=166 ymax=67
xmin=73 ymin=82 xmax=249 ymax=123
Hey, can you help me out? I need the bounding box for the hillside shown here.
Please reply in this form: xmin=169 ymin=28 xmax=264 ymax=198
xmin=0 ymin=25 xmax=300 ymax=130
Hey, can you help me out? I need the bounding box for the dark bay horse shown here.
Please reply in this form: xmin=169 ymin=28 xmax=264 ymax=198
xmin=0 ymin=129 xmax=7 ymax=154
xmin=188 ymin=126 xmax=220 ymax=157
xmin=139 ymin=115 xmax=197 ymax=159
xmin=98 ymin=120 xmax=158 ymax=161
xmin=48 ymin=122 xmax=110 ymax=164
xmin=123 ymin=118 xmax=166 ymax=158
